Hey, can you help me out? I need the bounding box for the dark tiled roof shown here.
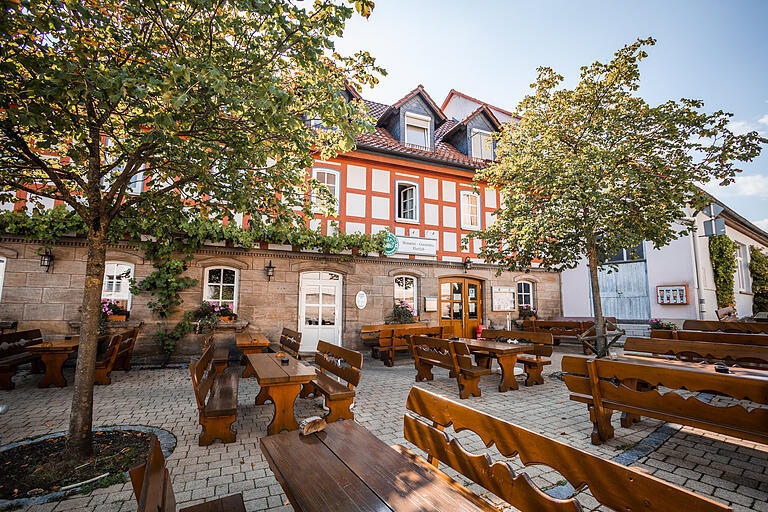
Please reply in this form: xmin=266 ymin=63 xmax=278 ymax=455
xmin=391 ymin=85 xmax=446 ymax=121
xmin=363 ymin=100 xmax=390 ymax=121
xmin=434 ymin=120 xmax=458 ymax=141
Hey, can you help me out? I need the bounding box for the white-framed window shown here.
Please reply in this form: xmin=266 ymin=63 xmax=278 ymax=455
xmin=102 ymin=261 xmax=135 ymax=311
xmin=460 ymin=190 xmax=481 ymax=231
xmin=311 ymin=168 xmax=341 ymax=213
xmin=471 ymin=129 xmax=494 ymax=160
xmin=394 ymin=275 xmax=417 ymax=311
xmin=395 ymin=181 xmax=419 ymax=223
xmin=104 ymin=137 xmax=144 ymax=194
xmin=736 ymin=244 xmax=751 ymax=292
xmin=0 ymin=256 xmax=6 ymax=301
xmin=517 ymin=281 xmax=534 ymax=308
xmin=203 ymin=266 xmax=239 ymax=313
xmin=404 ymin=112 xmax=430 ymax=148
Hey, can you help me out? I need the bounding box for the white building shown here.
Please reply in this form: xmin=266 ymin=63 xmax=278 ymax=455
xmin=561 ymin=199 xmax=768 ymax=325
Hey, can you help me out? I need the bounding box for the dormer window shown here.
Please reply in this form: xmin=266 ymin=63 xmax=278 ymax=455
xmin=404 ymin=112 xmax=431 ymax=148
xmin=471 ymin=129 xmax=494 ymax=160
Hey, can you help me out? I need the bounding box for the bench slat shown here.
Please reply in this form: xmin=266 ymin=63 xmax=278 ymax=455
xmin=625 ymin=337 xmax=768 ymax=368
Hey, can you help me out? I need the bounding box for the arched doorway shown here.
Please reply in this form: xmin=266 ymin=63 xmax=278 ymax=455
xmin=298 ymin=271 xmax=343 ymax=351
xmin=438 ymin=276 xmax=483 ymax=338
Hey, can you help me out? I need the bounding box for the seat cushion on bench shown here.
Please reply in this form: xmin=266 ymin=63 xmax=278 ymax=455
xmin=0 ymin=352 xmax=39 ymax=370
xmin=313 ymin=372 xmax=354 ymax=401
xmin=204 ymin=374 xmax=239 ymax=416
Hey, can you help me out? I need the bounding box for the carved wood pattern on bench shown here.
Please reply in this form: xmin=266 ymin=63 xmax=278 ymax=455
xmin=651 ymin=329 xmax=768 ymax=346
xmin=299 ymin=340 xmax=362 ymax=422
xmin=404 ymin=387 xmax=731 ymax=512
xmin=409 ymin=336 xmax=490 ymax=399
xmin=114 ymin=328 xmax=140 ymax=372
xmin=269 ymin=328 xmax=303 ymax=359
xmin=190 ymin=344 xmax=238 ymax=446
xmin=625 ymin=336 xmax=768 ymax=369
xmin=682 ymin=320 xmax=768 ymax=334
xmin=562 ymin=355 xmax=768 ymax=445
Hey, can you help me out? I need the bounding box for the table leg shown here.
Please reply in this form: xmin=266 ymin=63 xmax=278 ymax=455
xmin=242 ymin=356 xmax=255 ymax=378
xmin=496 ymin=354 xmax=519 ymax=392
xmin=266 ymin=383 xmax=303 ymax=436
xmin=255 ymin=386 xmax=272 ymax=405
xmin=38 ymin=353 xmax=70 ymax=388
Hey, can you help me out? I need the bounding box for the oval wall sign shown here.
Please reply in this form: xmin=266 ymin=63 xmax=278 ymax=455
xmin=355 ymin=290 xmax=368 ymax=310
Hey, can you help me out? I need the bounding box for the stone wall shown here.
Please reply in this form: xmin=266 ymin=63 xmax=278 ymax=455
xmin=0 ymin=237 xmax=561 ymax=364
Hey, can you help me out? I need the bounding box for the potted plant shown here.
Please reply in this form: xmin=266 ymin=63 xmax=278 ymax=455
xmin=387 ymin=299 xmax=416 ymax=324
xmin=518 ymin=305 xmax=537 ymax=321
xmin=215 ymin=304 xmax=237 ymax=322
xmin=102 ymin=299 xmax=129 ymax=322
xmin=649 ymin=318 xmax=678 ymax=331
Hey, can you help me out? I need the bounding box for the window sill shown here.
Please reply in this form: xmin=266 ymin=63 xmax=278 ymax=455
xmin=738 ymin=291 xmax=754 ymax=296
xmin=461 ymin=225 xmax=481 ymax=232
xmin=395 ymin=218 xmax=420 ymax=225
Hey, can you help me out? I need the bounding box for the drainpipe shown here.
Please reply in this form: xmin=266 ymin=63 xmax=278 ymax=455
xmin=687 ymin=216 xmax=705 ymax=320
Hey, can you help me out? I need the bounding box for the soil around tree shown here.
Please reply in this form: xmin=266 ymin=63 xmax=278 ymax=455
xmin=0 ymin=430 xmax=152 ymax=501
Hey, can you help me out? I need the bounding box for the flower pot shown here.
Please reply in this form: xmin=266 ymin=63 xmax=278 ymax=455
xmin=217 ymin=315 xmax=235 ymax=323
xmin=107 ymin=314 xmax=127 ymax=322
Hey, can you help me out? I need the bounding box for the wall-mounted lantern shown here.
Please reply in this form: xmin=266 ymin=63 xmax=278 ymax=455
xmin=463 ymin=256 xmax=473 ymax=273
xmin=265 ymin=260 xmax=275 ymax=281
xmin=40 ymin=249 xmax=54 ymax=273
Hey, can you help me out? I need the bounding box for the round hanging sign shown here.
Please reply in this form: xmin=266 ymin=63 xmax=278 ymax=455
xmin=355 ymin=291 xmax=368 ymax=310
xmin=383 ymin=231 xmax=399 ymax=256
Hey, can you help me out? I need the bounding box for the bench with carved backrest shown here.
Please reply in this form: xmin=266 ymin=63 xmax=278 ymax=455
xmin=716 ymin=306 xmax=738 ymax=322
xmin=130 ymin=435 xmax=245 ymax=512
xmin=378 ymin=325 xmax=449 ymax=367
xmin=113 ymin=327 xmax=141 ymax=372
xmin=400 ymin=387 xmax=731 ymax=512
xmin=0 ymin=329 xmax=44 ymax=390
xmin=94 ymin=333 xmax=124 ymax=385
xmin=299 ymin=340 xmax=362 ymax=422
xmin=624 ymin=336 xmax=768 ymax=369
xmin=682 ymin=319 xmax=768 ymax=334
xmin=202 ymin=331 xmax=230 ymax=373
xmin=189 ymin=344 xmax=239 ymax=446
xmin=562 ymin=354 xmax=768 ymax=446
xmin=652 ymin=329 xmax=768 ymax=346
xmin=408 ymin=335 xmax=491 ymax=399
xmin=360 ymin=321 xmax=427 ymax=358
xmin=269 ymin=327 xmax=303 ymax=359
xmin=482 ymin=329 xmax=554 ymax=385
xmin=523 ymin=318 xmax=617 ymax=349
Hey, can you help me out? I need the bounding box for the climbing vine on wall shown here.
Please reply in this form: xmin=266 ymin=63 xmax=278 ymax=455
xmin=708 ymin=234 xmax=737 ymax=308
xmin=750 ymin=246 xmax=768 ymax=315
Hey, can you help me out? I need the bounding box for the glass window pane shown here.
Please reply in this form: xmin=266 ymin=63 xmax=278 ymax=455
xmin=304 ymin=272 xmax=320 ymax=280
xmin=452 ymin=282 xmax=462 ymax=301
xmin=208 ymin=268 xmax=222 ymax=284
xmin=222 ymin=269 xmax=236 ymax=284
xmin=468 ymin=284 xmax=477 ymax=300
xmin=441 ymin=302 xmax=451 ymax=319
xmin=321 ymin=287 xmax=335 ymax=304
xmin=321 ymin=306 xmax=336 ymax=325
xmin=305 ymin=306 xmax=319 ymax=325
xmin=207 ymin=285 xmax=221 ymax=300
xmin=221 ymin=286 xmax=235 ymax=301
xmin=407 ymin=125 xmax=428 ymax=147
xmin=441 ymin=283 xmax=451 ymax=300
xmin=468 ymin=302 xmax=478 ymax=319
xmin=452 ymin=302 xmax=462 ymax=320
xmin=305 ymin=285 xmax=320 ymax=305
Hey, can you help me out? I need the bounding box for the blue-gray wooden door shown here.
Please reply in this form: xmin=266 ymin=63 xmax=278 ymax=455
xmin=591 ymin=261 xmax=651 ymax=321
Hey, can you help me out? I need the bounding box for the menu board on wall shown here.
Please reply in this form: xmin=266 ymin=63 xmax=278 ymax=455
xmin=656 ymin=285 xmax=689 ymax=305
xmin=492 ymin=286 xmax=517 ymax=311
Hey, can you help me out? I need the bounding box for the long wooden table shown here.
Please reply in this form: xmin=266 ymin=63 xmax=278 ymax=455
xmin=236 ymin=333 xmax=271 ymax=376
xmin=26 ymin=338 xmax=79 ymax=388
xmin=261 ymin=419 xmax=493 ymax=512
xmin=462 ymin=338 xmax=534 ymax=392
xmin=246 ymin=353 xmax=316 ymax=435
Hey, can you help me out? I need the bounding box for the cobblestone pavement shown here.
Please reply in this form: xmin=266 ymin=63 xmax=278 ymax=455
xmin=1 ymin=346 xmax=766 ymax=511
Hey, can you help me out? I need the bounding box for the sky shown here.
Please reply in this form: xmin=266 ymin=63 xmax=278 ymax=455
xmin=335 ymin=0 xmax=768 ymax=229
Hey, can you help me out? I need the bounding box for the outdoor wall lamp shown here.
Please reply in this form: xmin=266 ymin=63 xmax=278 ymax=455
xmin=463 ymin=256 xmax=473 ymax=273
xmin=40 ymin=249 xmax=54 ymax=273
xmin=265 ymin=260 xmax=275 ymax=281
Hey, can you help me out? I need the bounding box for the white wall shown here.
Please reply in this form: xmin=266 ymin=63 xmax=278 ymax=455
xmin=646 ymin=224 xmax=697 ymax=320
xmin=560 ymin=261 xmax=592 ymax=317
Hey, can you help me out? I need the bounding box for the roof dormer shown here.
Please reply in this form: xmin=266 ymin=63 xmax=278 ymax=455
xmin=438 ymin=105 xmax=501 ymax=161
xmin=377 ymin=85 xmax=446 ymax=150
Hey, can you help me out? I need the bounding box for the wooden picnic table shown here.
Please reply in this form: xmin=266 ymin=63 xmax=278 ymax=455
xmin=620 ymin=354 xmax=768 ymax=382
xmin=236 ymin=332 xmax=271 ymax=376
xmin=246 ymin=352 xmax=316 ymax=435
xmin=462 ymin=338 xmax=534 ymax=392
xmin=26 ymin=338 xmax=79 ymax=388
xmin=261 ymin=419 xmax=493 ymax=512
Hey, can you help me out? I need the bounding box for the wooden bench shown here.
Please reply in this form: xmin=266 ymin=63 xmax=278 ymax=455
xmin=130 ymin=435 xmax=245 ymax=512
xmin=682 ymin=319 xmax=768 ymax=334
xmin=113 ymin=327 xmax=140 ymax=372
xmin=716 ymin=306 xmax=738 ymax=321
xmin=378 ymin=325 xmax=449 ymax=367
xmin=189 ymin=344 xmax=239 ymax=446
xmin=202 ymin=332 xmax=230 ymax=373
xmin=94 ymin=333 xmax=123 ymax=385
xmin=562 ymin=354 xmax=768 ymax=445
xmin=651 ymin=329 xmax=768 ymax=346
xmin=523 ymin=318 xmax=617 ymax=345
xmin=482 ymin=329 xmax=554 ymax=385
xmin=408 ymin=335 xmax=491 ymax=399
xmin=361 ymin=321 xmax=427 ymax=358
xmin=268 ymin=328 xmax=303 ymax=359
xmin=299 ymin=340 xmax=362 ymax=422
xmin=401 ymin=386 xmax=731 ymax=512
xmin=625 ymin=336 xmax=768 ymax=369
xmin=0 ymin=329 xmax=44 ymax=390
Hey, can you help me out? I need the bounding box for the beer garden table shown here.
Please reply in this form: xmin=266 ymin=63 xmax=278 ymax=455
xmin=236 ymin=332 xmax=271 ymax=376
xmin=26 ymin=337 xmax=79 ymax=388
xmin=461 ymin=338 xmax=534 ymax=392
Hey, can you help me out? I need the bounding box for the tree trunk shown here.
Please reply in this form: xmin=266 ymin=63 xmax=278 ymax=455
xmin=587 ymin=240 xmax=607 ymax=357
xmin=66 ymin=228 xmax=107 ymax=457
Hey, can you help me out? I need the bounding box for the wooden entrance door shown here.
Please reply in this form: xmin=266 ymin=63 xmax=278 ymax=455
xmin=439 ymin=277 xmax=483 ymax=338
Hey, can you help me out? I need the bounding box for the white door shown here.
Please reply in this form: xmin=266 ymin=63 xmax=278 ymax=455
xmin=298 ymin=272 xmax=342 ymax=351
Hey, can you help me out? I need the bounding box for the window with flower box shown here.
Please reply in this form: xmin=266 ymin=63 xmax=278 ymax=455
xmin=102 ymin=261 xmax=134 ymax=311
xmin=394 ymin=275 xmax=418 ymax=312
xmin=203 ymin=266 xmax=239 ymax=313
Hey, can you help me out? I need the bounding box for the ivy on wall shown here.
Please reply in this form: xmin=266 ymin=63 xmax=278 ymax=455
xmin=0 ymin=208 xmax=387 ymax=354
xmin=708 ymin=234 xmax=737 ymax=308
xmin=750 ymin=246 xmax=768 ymax=314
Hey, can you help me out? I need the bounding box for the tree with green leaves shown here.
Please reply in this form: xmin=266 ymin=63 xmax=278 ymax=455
xmin=0 ymin=0 xmax=382 ymax=457
xmin=474 ymin=38 xmax=765 ymax=356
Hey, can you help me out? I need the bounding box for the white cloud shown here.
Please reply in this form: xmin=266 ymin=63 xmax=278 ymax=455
xmin=703 ymin=173 xmax=768 ymax=199
xmin=755 ymin=218 xmax=768 ymax=231
xmin=729 ymin=120 xmax=760 ymax=135
xmin=760 ymin=114 xmax=768 ymax=126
